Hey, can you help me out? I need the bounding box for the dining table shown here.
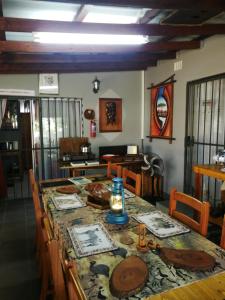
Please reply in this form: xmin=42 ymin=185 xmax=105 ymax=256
xmin=40 ymin=175 xmax=225 ymax=300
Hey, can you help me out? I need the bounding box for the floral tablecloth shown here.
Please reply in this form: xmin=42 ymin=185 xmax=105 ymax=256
xmin=41 ymin=180 xmax=225 ymax=300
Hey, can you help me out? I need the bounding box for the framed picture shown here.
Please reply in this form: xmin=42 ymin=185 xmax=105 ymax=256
xmin=39 ymin=73 xmax=59 ymax=94
xmin=99 ymin=98 xmax=122 ymax=132
xmin=149 ymin=79 xmax=174 ymax=142
xmin=67 ymin=223 xmax=117 ymax=257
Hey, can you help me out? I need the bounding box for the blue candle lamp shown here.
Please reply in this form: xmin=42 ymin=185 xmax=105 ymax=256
xmin=106 ymin=177 xmax=129 ymax=225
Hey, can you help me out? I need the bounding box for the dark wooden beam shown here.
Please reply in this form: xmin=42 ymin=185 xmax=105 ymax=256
xmin=36 ymin=0 xmax=225 ymax=10
xmin=0 ymin=40 xmax=200 ymax=53
xmin=1 ymin=17 xmax=225 ymax=36
xmin=0 ymin=0 xmax=5 ymax=41
xmin=0 ymin=52 xmax=176 ymax=64
xmin=0 ymin=62 xmax=153 ymax=74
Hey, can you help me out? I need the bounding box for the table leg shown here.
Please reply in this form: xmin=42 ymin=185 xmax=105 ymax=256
xmin=195 ymin=172 xmax=202 ymax=200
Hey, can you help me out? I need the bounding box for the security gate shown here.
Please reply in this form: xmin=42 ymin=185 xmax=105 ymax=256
xmin=184 ymin=73 xmax=225 ymax=208
xmin=0 ymin=96 xmax=83 ymax=200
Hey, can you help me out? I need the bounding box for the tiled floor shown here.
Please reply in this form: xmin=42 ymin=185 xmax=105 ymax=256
xmin=0 ymin=197 xmax=40 ymax=300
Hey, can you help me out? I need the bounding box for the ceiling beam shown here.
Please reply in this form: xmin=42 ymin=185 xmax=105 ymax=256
xmin=0 ymin=52 xmax=175 ymax=64
xmin=0 ymin=40 xmax=200 ymax=53
xmin=0 ymin=1 xmax=5 ymax=41
xmin=1 ymin=17 xmax=225 ymax=36
xmin=0 ymin=62 xmax=153 ymax=74
xmin=37 ymin=0 xmax=225 ymax=10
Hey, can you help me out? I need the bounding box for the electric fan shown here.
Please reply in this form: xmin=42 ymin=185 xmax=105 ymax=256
xmin=141 ymin=153 xmax=164 ymax=176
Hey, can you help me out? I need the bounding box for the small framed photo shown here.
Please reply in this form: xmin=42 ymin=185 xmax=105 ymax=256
xmin=39 ymin=73 xmax=59 ymax=94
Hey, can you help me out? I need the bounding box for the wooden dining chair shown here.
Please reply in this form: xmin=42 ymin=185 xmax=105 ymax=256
xmin=40 ymin=215 xmax=52 ymax=300
xmin=220 ymin=215 xmax=225 ymax=249
xmin=64 ymin=260 xmax=87 ymax=300
xmin=32 ymin=183 xmax=43 ymax=268
xmin=169 ymin=188 xmax=210 ymax=237
xmin=40 ymin=215 xmax=67 ymax=300
xmin=122 ymin=168 xmax=141 ymax=196
xmin=107 ymin=162 xmax=122 ymax=179
xmin=29 ymin=168 xmax=36 ymax=193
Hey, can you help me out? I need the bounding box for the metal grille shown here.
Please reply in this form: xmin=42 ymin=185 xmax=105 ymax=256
xmin=184 ymin=73 xmax=225 ymax=207
xmin=0 ymin=96 xmax=83 ymax=200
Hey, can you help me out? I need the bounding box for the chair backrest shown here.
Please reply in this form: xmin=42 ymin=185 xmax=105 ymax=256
xmin=107 ymin=162 xmax=122 ymax=179
xmin=65 ymin=260 xmax=87 ymax=300
xmin=169 ymin=188 xmax=210 ymax=236
xmin=29 ymin=168 xmax=36 ymax=193
xmin=32 ymin=183 xmax=42 ymax=217
xmin=122 ymin=168 xmax=141 ymax=196
xmin=220 ymin=215 xmax=225 ymax=249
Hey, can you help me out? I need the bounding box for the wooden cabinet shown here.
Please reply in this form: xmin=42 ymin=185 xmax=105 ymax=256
xmin=0 ymin=100 xmax=23 ymax=185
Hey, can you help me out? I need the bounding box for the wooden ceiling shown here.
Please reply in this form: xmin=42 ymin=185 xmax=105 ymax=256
xmin=0 ymin=0 xmax=224 ymax=74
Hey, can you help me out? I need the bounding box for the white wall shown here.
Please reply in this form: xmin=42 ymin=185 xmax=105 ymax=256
xmin=144 ymin=35 xmax=225 ymax=193
xmin=0 ymin=71 xmax=142 ymax=155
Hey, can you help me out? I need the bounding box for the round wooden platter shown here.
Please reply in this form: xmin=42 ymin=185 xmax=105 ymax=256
xmin=110 ymin=255 xmax=148 ymax=298
xmin=56 ymin=186 xmax=80 ymax=194
xmin=159 ymin=248 xmax=216 ymax=271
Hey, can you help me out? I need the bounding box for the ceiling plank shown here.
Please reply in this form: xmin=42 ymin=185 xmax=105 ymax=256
xmin=1 ymin=17 xmax=225 ymax=36
xmin=0 ymin=62 xmax=153 ymax=74
xmin=0 ymin=52 xmax=176 ymax=64
xmin=0 ymin=40 xmax=200 ymax=53
xmin=37 ymin=0 xmax=225 ymax=10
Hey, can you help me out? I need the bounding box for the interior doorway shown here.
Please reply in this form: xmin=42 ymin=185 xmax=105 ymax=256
xmin=184 ymin=73 xmax=225 ymax=208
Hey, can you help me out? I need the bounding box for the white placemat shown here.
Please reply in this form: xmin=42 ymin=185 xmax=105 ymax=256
xmin=133 ymin=211 xmax=190 ymax=238
xmin=52 ymin=194 xmax=86 ymax=210
xmin=68 ymin=223 xmax=117 ymax=257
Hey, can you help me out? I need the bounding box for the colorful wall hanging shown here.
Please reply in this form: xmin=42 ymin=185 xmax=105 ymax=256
xmin=148 ymin=75 xmax=176 ymax=144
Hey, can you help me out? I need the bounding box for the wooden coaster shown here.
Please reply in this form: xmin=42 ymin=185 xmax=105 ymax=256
xmin=56 ymin=186 xmax=80 ymax=194
xmin=120 ymin=234 xmax=134 ymax=245
xmin=110 ymin=255 xmax=148 ymax=298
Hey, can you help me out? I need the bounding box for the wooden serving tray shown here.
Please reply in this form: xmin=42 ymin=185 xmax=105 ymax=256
xmin=87 ymin=195 xmax=110 ymax=210
xmin=159 ymin=247 xmax=215 ymax=271
xmin=56 ymin=186 xmax=80 ymax=194
xmin=110 ymin=255 xmax=148 ymax=298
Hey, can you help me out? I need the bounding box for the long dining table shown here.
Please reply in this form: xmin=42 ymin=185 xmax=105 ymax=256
xmin=40 ymin=175 xmax=225 ymax=300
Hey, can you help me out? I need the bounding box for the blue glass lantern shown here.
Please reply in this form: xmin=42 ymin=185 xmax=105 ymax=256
xmin=106 ymin=177 xmax=129 ymax=225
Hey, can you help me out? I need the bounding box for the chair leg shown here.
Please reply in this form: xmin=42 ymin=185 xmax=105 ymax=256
xmin=39 ymin=244 xmax=51 ymax=300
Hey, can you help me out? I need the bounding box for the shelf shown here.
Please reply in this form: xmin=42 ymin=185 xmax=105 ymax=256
xmin=0 ymin=128 xmax=19 ymax=131
xmin=0 ymin=150 xmax=19 ymax=153
xmin=0 ymin=151 xmax=20 ymax=156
